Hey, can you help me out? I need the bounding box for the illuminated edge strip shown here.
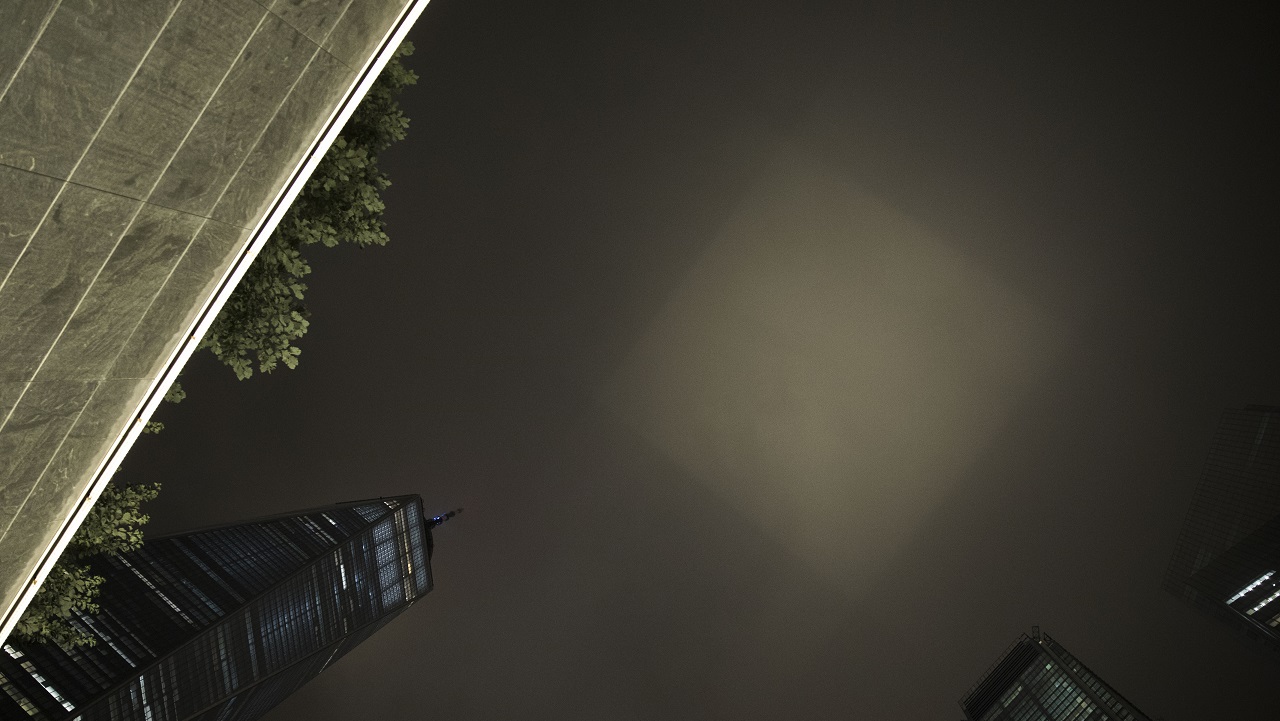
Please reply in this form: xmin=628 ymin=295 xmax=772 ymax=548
xmin=1226 ymin=570 xmax=1274 ymax=605
xmin=0 ymin=0 xmax=433 ymax=645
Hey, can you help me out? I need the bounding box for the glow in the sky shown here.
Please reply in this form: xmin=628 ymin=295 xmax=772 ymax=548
xmin=601 ymin=147 xmax=1063 ymax=599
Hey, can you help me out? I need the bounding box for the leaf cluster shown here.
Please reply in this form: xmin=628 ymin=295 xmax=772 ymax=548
xmin=201 ymin=42 xmax=418 ymax=379
xmin=13 ymin=42 xmax=419 ymax=648
xmin=13 ymin=483 xmax=161 ymax=647
xmin=142 ymin=380 xmax=185 ymax=434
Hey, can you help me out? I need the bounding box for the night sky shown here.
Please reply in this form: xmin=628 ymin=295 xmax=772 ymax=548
xmin=130 ymin=1 xmax=1277 ymax=718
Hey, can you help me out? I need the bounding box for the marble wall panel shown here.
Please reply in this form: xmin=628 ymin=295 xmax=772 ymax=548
xmin=108 ymin=220 xmax=250 ymax=380
xmin=0 ymin=185 xmax=139 ymax=383
xmin=73 ymin=0 xmax=268 ymax=200
xmin=34 ymin=380 xmax=147 ymax=497
xmin=0 ymin=0 xmax=180 ymax=179
xmin=0 ymin=1 xmax=59 ymax=97
xmin=269 ymin=0 xmax=357 ymax=49
xmin=0 ymin=165 xmax=63 ymax=284
xmin=0 ymin=383 xmax=29 ymax=427
xmin=322 ymin=0 xmax=406 ymax=71
xmin=0 ymin=379 xmax=97 ymax=613
xmin=5 ymin=380 xmax=150 ymax=574
xmin=212 ymin=50 xmax=355 ymax=228
xmin=38 ymin=205 xmax=205 ymax=382
xmin=0 ymin=381 xmax=97 ymax=548
xmin=148 ymin=14 xmax=319 ymax=217
xmin=0 ymin=555 xmax=32 ymax=630
xmin=0 ymin=0 xmax=421 ymax=635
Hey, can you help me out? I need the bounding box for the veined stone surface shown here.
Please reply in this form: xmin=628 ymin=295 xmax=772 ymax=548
xmin=0 ymin=0 xmax=420 ymax=641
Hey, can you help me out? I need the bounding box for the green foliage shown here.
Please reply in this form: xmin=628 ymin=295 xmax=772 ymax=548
xmin=201 ymin=42 xmax=419 ymax=380
xmin=163 ymin=381 xmax=186 ymax=404
xmin=13 ymin=39 xmax=421 ymax=647
xmin=14 ymin=483 xmax=161 ymax=647
xmin=71 ymin=483 xmax=161 ymax=559
xmin=141 ymin=381 xmax=184 ymax=434
xmin=13 ymin=565 xmax=103 ymax=648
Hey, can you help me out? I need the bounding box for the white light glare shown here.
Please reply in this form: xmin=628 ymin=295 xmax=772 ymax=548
xmin=1246 ymin=588 xmax=1280 ymax=616
xmin=1226 ymin=571 xmax=1274 ymax=605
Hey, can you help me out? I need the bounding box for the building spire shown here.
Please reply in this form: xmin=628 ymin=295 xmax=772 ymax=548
xmin=426 ymin=508 xmax=463 ymax=529
xmin=424 ymin=508 xmax=461 ymax=560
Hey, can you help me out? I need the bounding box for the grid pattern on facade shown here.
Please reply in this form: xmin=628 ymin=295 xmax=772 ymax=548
xmin=181 ymin=608 xmax=407 ymax=721
xmin=227 ymin=606 xmax=406 ymax=721
xmin=977 ymin=651 xmax=1102 ymax=721
xmin=0 ymin=501 xmax=386 ymax=714
xmin=1040 ymin=635 xmax=1146 ymax=721
xmin=1164 ymin=406 xmax=1280 ymax=654
xmin=961 ymin=636 xmax=1039 ymax=721
xmin=0 ymin=496 xmax=432 ymax=721
xmin=960 ymin=633 xmax=1151 ymax=721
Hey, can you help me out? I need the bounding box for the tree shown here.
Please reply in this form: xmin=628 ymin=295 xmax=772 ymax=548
xmin=201 ymin=41 xmax=419 ymax=379
xmin=142 ymin=380 xmax=186 ymax=434
xmin=13 ymin=482 xmax=160 ymax=647
xmin=16 ymin=379 xmax=177 ymax=645
xmin=14 ymin=42 xmax=420 ymax=647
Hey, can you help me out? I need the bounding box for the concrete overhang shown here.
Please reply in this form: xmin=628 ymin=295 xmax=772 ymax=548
xmin=0 ymin=0 xmax=430 ymax=643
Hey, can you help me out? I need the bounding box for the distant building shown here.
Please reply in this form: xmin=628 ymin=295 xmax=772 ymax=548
xmin=0 ymin=495 xmax=453 ymax=721
xmin=1165 ymin=405 xmax=1280 ymax=658
xmin=959 ymin=628 xmax=1152 ymax=721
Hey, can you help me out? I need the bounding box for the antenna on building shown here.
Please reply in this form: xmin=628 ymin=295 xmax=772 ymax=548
xmin=424 ymin=508 xmax=462 ymax=560
xmin=426 ymin=508 xmax=463 ymax=529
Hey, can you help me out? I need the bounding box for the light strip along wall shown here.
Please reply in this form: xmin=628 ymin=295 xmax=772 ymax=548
xmin=0 ymin=0 xmax=433 ymax=645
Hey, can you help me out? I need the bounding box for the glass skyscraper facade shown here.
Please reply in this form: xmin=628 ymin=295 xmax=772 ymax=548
xmin=1164 ymin=405 xmax=1280 ymax=657
xmin=0 ymin=495 xmax=437 ymax=721
xmin=959 ymin=629 xmax=1151 ymax=721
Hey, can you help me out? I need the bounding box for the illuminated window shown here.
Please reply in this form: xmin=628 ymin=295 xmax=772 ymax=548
xmin=20 ymin=661 xmax=75 ymax=712
xmin=1245 ymin=588 xmax=1280 ymax=616
xmin=118 ymin=556 xmax=195 ymax=625
xmin=1226 ymin=571 xmax=1274 ymax=605
xmin=0 ymin=671 xmax=39 ymax=716
xmin=0 ymin=497 xmax=435 ymax=720
xmin=77 ymin=613 xmax=136 ymax=667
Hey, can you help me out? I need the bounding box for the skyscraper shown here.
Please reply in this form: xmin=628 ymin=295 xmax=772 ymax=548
xmin=959 ymin=628 xmax=1151 ymax=721
xmin=0 ymin=495 xmax=451 ymax=721
xmin=1164 ymin=405 xmax=1280 ymax=658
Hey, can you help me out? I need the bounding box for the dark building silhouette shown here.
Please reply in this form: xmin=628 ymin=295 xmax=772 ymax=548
xmin=959 ymin=628 xmax=1151 ymax=721
xmin=0 ymin=495 xmax=451 ymax=721
xmin=1165 ymin=405 xmax=1280 ymax=658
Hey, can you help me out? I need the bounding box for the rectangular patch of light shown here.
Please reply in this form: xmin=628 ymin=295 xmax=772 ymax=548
xmin=1245 ymin=587 xmax=1280 ymax=616
xmin=1226 ymin=571 xmax=1274 ymax=605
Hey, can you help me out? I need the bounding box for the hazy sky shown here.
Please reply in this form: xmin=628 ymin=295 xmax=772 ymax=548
xmin=131 ymin=1 xmax=1277 ymax=718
